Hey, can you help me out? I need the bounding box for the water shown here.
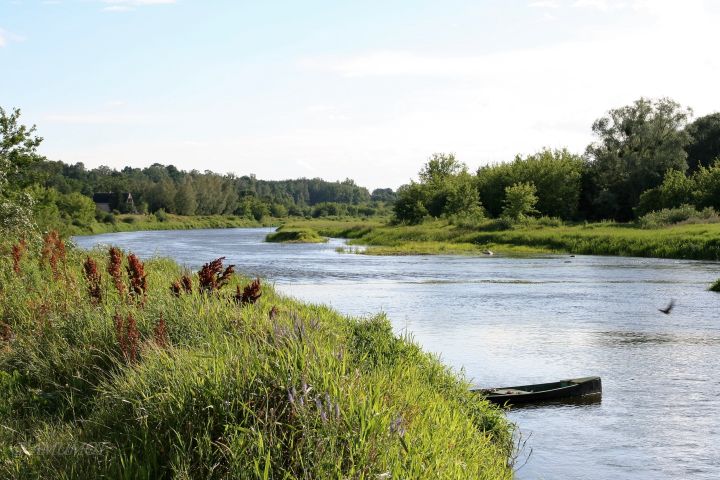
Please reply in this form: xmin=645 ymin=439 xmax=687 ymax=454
xmin=73 ymin=227 xmax=720 ymax=479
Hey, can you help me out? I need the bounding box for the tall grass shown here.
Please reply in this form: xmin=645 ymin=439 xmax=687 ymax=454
xmin=0 ymin=238 xmax=513 ymax=478
xmin=265 ymin=226 xmax=327 ymax=243
xmin=285 ymin=218 xmax=720 ymax=260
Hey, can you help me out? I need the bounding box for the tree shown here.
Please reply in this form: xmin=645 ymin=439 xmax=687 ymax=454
xmin=477 ymin=149 xmax=584 ymax=219
xmin=419 ymin=153 xmax=463 ymax=184
xmin=0 ymin=107 xmax=43 ymax=235
xmin=685 ymin=113 xmax=720 ymax=171
xmin=635 ymin=169 xmax=696 ymax=216
xmin=585 ymin=97 xmax=693 ymax=220
xmin=502 ymin=182 xmax=538 ymax=220
xmin=393 ymin=183 xmax=428 ymax=224
xmin=370 ymin=188 xmax=397 ymax=203
xmin=174 ymin=179 xmax=197 ymax=216
xmin=693 ymin=162 xmax=720 ymax=210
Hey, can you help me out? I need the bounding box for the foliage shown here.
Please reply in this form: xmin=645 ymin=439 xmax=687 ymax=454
xmin=637 ymin=205 xmax=720 ymax=229
xmin=477 ymin=149 xmax=584 ymax=219
xmin=0 ymin=240 xmax=513 ymax=478
xmin=584 ymin=97 xmax=692 ymax=220
xmin=393 ymin=182 xmax=429 ymax=224
xmin=154 ymin=208 xmax=169 ymax=222
xmin=635 ymin=162 xmax=720 ymax=215
xmin=394 ymin=154 xmax=481 ymax=223
xmin=685 ymin=113 xmax=720 ymax=172
xmin=0 ymin=108 xmax=43 ymax=236
xmin=266 ymin=227 xmax=327 ymax=243
xmin=288 ymin=218 xmax=720 ymax=261
xmin=502 ymin=182 xmax=539 ymax=221
xmin=710 ymin=279 xmax=720 ymax=292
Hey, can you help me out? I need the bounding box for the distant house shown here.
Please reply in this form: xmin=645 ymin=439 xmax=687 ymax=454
xmin=92 ymin=192 xmax=136 ymax=213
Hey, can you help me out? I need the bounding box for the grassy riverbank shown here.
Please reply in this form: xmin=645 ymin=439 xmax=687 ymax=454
xmin=69 ymin=214 xmax=274 ymax=236
xmin=282 ymin=219 xmax=720 ymax=260
xmin=265 ymin=226 xmax=327 ymax=243
xmin=0 ymin=235 xmax=513 ymax=478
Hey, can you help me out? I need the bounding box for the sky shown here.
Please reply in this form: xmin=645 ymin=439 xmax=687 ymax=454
xmin=1 ymin=0 xmax=719 ymax=190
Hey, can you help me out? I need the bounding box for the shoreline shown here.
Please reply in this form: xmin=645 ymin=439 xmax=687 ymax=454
xmin=72 ymin=215 xmax=720 ymax=262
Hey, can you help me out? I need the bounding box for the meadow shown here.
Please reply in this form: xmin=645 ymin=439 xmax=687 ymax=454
xmin=0 ymin=233 xmax=513 ymax=479
xmin=281 ymin=218 xmax=720 ymax=260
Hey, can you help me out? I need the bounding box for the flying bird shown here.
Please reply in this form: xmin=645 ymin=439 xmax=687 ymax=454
xmin=658 ymin=299 xmax=675 ymax=315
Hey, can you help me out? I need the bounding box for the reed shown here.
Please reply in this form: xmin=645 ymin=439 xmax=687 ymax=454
xmin=236 ymin=277 xmax=262 ymax=305
xmin=107 ymin=247 xmax=125 ymax=296
xmin=82 ymin=257 xmax=102 ymax=304
xmin=126 ymin=253 xmax=148 ymax=304
xmin=40 ymin=230 xmax=65 ymax=279
xmin=198 ymin=256 xmax=235 ymax=293
xmin=11 ymin=239 xmax=26 ymax=274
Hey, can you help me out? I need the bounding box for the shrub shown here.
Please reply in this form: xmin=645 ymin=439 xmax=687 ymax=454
xmin=154 ymin=209 xmax=168 ymax=222
xmin=710 ymin=279 xmax=720 ymax=292
xmin=638 ymin=205 xmax=720 ymax=228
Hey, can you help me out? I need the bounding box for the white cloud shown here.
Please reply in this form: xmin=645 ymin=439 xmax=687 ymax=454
xmin=529 ymin=1 xmax=561 ymax=8
xmin=0 ymin=28 xmax=24 ymax=47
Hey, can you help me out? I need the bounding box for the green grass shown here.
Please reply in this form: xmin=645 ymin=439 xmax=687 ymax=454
xmin=265 ymin=227 xmax=327 ymax=244
xmin=0 ymin=236 xmax=513 ymax=479
xmin=71 ymin=214 xmax=274 ymax=236
xmin=284 ymin=218 xmax=720 ymax=260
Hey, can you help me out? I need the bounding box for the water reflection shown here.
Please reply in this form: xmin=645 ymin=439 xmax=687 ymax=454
xmin=73 ymin=228 xmax=720 ymax=480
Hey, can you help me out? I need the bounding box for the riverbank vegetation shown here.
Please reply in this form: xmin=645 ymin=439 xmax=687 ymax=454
xmin=265 ymin=226 xmax=327 ymax=243
xmin=394 ymin=99 xmax=720 ymax=227
xmin=281 ymin=218 xmax=720 ymax=260
xmin=711 ymin=279 xmax=720 ymax=292
xmin=4 ymin=97 xmax=720 ymax=244
xmin=0 ymin=235 xmax=513 ymax=478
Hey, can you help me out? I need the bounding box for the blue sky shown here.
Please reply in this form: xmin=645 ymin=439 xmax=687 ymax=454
xmin=1 ymin=0 xmax=719 ymax=189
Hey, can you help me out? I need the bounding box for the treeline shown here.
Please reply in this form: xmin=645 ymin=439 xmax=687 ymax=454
xmin=394 ymin=98 xmax=720 ymax=224
xmin=30 ymin=162 xmax=394 ymax=221
xmin=0 ymin=106 xmax=398 ymax=232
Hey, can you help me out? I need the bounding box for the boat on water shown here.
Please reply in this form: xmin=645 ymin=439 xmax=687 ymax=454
xmin=473 ymin=376 xmax=602 ymax=406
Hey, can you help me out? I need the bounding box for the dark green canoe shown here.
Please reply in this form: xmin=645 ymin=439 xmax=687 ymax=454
xmin=473 ymin=376 xmax=602 ymax=406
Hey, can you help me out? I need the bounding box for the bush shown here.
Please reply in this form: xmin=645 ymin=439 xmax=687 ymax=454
xmin=121 ymin=216 xmax=137 ymax=224
xmin=154 ymin=209 xmax=168 ymax=222
xmin=638 ymin=205 xmax=720 ymax=228
xmin=710 ymin=279 xmax=720 ymax=292
xmin=266 ymin=227 xmax=327 ymax=243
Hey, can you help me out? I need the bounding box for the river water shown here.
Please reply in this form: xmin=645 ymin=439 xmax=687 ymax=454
xmin=74 ymin=227 xmax=720 ymax=479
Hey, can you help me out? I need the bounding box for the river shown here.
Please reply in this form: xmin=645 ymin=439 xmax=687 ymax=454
xmin=73 ymin=227 xmax=720 ymax=479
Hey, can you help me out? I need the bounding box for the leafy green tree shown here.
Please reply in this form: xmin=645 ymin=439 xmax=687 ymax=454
xmin=393 ymin=183 xmax=428 ymax=224
xmin=443 ymin=171 xmax=481 ymax=217
xmin=370 ymin=188 xmax=397 ymax=203
xmin=419 ymin=153 xmax=464 ymax=183
xmin=693 ymin=162 xmax=720 ymax=210
xmin=174 ymin=179 xmax=197 ymax=216
xmin=502 ymin=182 xmax=539 ymax=220
xmin=685 ymin=113 xmax=720 ymax=172
xmin=58 ymin=191 xmax=96 ymax=226
xmin=0 ymin=107 xmax=43 ymax=235
xmin=477 ymin=149 xmax=583 ymax=219
xmin=585 ymin=97 xmax=693 ymax=220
